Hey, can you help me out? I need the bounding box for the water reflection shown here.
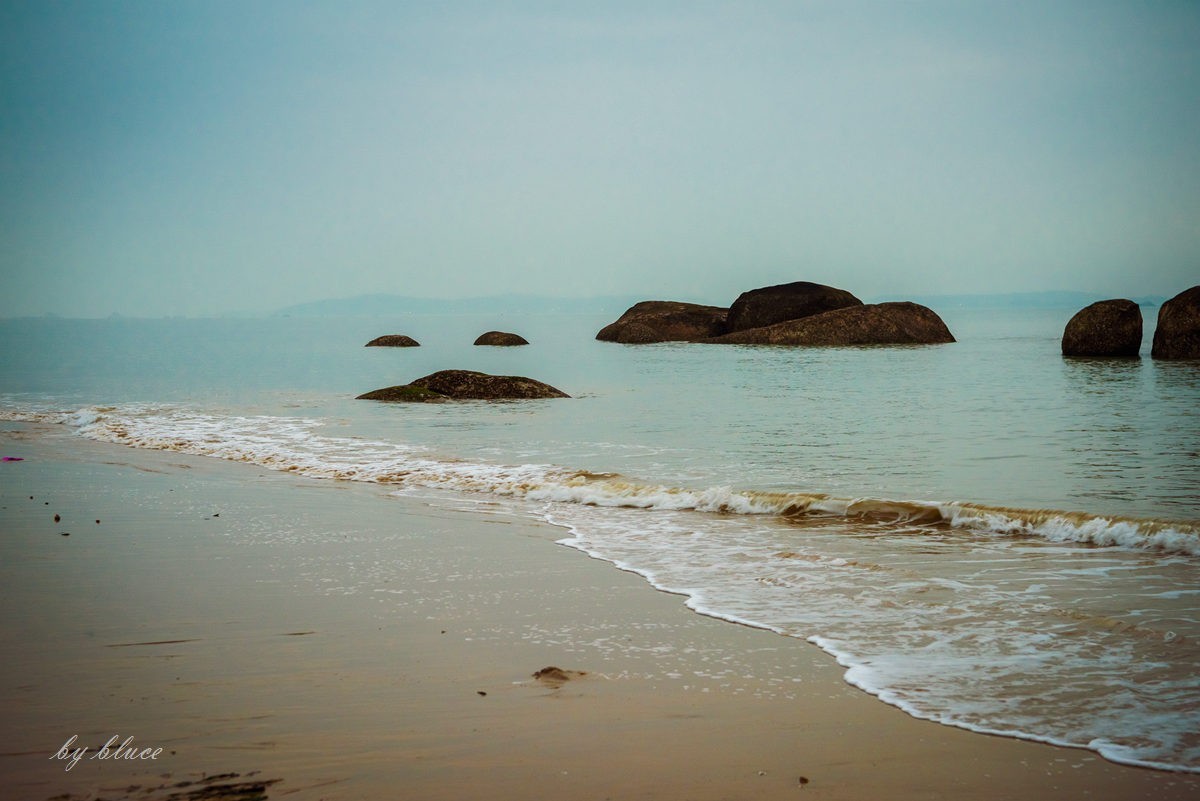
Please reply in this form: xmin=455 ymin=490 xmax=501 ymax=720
xmin=1061 ymin=356 xmax=1144 ymax=392
xmin=1152 ymin=359 xmax=1200 ymax=392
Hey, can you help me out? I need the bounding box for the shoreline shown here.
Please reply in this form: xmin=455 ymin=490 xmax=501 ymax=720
xmin=2 ymin=422 xmax=1197 ymax=800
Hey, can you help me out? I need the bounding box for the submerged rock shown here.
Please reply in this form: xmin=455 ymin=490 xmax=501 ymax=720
xmin=357 ymin=370 xmax=569 ymax=402
xmin=474 ymin=331 xmax=529 ymax=346
xmin=1151 ymin=286 xmax=1200 ymax=360
xmin=1061 ymin=300 xmax=1142 ymax=357
xmin=365 ymin=334 xmax=420 ymax=347
xmin=725 ymin=281 xmax=862 ymax=333
xmin=595 ymin=300 xmax=729 ymax=343
xmin=706 ymin=302 xmax=955 ymax=346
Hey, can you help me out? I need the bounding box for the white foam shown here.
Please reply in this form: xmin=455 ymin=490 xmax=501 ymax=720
xmin=49 ymin=404 xmax=1200 ymax=559
xmin=541 ymin=499 xmax=1200 ymax=774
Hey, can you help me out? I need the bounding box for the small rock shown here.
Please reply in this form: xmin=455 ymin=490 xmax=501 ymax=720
xmin=473 ymin=331 xmax=529 ymax=346
xmin=365 ymin=334 xmax=420 ymax=347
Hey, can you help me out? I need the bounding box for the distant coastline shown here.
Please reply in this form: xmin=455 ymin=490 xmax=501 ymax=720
xmin=271 ymin=293 xmax=648 ymax=318
xmin=273 ymin=290 xmax=1169 ymax=318
xmin=275 ymin=290 xmax=1167 ymax=318
xmin=5 ymin=290 xmax=1168 ymax=321
xmin=882 ymin=290 xmax=1165 ymax=309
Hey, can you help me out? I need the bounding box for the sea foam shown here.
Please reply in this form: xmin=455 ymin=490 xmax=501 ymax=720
xmin=46 ymin=404 xmax=1200 ymax=557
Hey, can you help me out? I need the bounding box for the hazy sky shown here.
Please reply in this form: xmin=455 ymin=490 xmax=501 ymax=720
xmin=2 ymin=1 xmax=1198 ymax=317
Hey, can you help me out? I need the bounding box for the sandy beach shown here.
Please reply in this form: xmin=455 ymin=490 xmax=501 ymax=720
xmin=2 ymin=421 xmax=1197 ymax=801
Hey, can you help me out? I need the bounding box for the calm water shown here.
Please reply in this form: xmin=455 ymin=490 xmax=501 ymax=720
xmin=2 ymin=307 xmax=1198 ymax=771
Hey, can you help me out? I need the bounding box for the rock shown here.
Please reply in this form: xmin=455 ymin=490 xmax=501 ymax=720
xmin=706 ymin=302 xmax=955 ymax=346
xmin=601 ymin=321 xmax=665 ymax=344
xmin=354 ymin=384 xmax=449 ymax=403
xmin=365 ymin=334 xmax=420 ymax=347
xmin=595 ymin=301 xmax=729 ymax=343
xmin=1061 ymin=299 xmax=1142 ymax=357
xmin=357 ymin=370 xmax=569 ymax=402
xmin=1151 ymin=286 xmax=1200 ymax=360
xmin=725 ymin=281 xmax=863 ymax=333
xmin=474 ymin=331 xmax=529 ymax=346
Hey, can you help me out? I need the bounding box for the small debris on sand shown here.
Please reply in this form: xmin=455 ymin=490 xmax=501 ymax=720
xmin=532 ymin=666 xmax=588 ymax=687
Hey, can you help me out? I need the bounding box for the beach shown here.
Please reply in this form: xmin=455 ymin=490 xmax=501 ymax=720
xmin=6 ymin=0 xmax=1200 ymax=794
xmin=2 ymin=421 xmax=1197 ymax=800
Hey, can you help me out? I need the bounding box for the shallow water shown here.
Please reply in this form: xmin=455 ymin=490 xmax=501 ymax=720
xmin=2 ymin=306 xmax=1197 ymax=770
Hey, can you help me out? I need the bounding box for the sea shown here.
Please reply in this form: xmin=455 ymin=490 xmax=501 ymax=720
xmin=1 ymin=305 xmax=1197 ymax=773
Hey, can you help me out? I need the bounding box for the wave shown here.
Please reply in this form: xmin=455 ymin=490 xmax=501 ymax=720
xmin=11 ymin=405 xmax=1200 ymax=557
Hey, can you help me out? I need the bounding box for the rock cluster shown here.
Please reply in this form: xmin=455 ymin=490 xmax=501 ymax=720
xmin=596 ymin=281 xmax=954 ymax=346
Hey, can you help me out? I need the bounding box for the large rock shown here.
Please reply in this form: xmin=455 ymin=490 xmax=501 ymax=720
xmin=725 ymin=281 xmax=862 ymax=333
xmin=596 ymin=301 xmax=729 ymax=343
xmin=365 ymin=334 xmax=420 ymax=347
xmin=1061 ymin=300 xmax=1142 ymax=357
xmin=706 ymin=302 xmax=955 ymax=346
xmin=1151 ymin=286 xmax=1200 ymax=360
xmin=357 ymin=370 xmax=569 ymax=402
xmin=474 ymin=331 xmax=529 ymax=346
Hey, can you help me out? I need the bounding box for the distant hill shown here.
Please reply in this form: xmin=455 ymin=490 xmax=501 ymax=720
xmin=273 ymin=293 xmax=645 ymax=317
xmin=275 ymin=290 xmax=1169 ymax=319
xmin=876 ymin=291 xmax=1166 ymax=309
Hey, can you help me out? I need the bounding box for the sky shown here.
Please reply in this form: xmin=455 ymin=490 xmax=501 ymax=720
xmin=1 ymin=1 xmax=1198 ymax=318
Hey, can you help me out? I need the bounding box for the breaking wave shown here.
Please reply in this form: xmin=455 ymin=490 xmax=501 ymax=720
xmin=15 ymin=405 xmax=1197 ymax=558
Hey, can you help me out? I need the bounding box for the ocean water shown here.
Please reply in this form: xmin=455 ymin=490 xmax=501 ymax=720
xmin=2 ymin=306 xmax=1198 ymax=772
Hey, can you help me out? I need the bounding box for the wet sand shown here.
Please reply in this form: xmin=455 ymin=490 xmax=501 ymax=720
xmin=1 ymin=421 xmax=1197 ymax=800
